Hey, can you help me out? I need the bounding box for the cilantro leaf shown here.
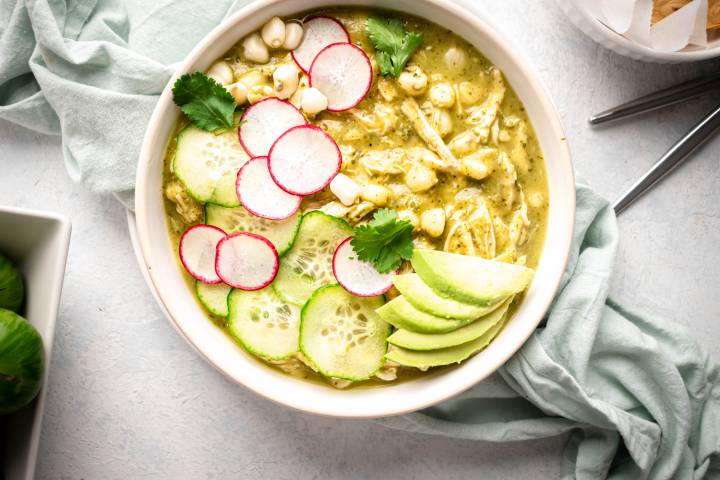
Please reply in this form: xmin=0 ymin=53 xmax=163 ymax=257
xmin=366 ymin=16 xmax=424 ymax=77
xmin=172 ymin=72 xmax=236 ymax=132
xmin=350 ymin=209 xmax=414 ymax=273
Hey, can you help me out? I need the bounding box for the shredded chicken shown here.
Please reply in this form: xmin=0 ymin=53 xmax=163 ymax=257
xmin=165 ymin=181 xmax=203 ymax=224
xmin=465 ymin=67 xmax=506 ymax=143
xmin=400 ymin=97 xmax=459 ymax=167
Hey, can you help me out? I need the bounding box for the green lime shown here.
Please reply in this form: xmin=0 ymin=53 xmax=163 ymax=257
xmin=0 ymin=253 xmax=24 ymax=313
xmin=0 ymin=308 xmax=44 ymax=415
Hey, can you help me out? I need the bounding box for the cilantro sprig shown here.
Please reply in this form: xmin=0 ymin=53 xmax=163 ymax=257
xmin=366 ymin=16 xmax=423 ymax=77
xmin=172 ymin=72 xmax=238 ymax=133
xmin=350 ymin=209 xmax=414 ymax=273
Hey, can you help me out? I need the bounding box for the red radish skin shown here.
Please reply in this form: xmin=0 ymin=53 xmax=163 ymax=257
xmin=238 ymin=98 xmax=307 ymax=157
xmin=236 ymin=156 xmax=302 ymax=220
xmin=332 ymin=237 xmax=395 ymax=297
xmin=215 ymin=232 xmax=279 ymax=290
xmin=267 ymin=125 xmax=341 ymax=196
xmin=309 ymin=42 xmax=373 ymax=112
xmin=179 ymin=224 xmax=227 ymax=284
xmin=291 ymin=16 xmax=350 ymax=73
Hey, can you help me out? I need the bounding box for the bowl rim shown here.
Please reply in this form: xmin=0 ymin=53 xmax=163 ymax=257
xmin=555 ymin=0 xmax=720 ymax=63
xmin=135 ymin=0 xmax=576 ymax=418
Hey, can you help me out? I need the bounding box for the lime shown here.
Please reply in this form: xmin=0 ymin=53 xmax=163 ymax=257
xmin=0 ymin=308 xmax=44 ymax=415
xmin=0 ymin=253 xmax=24 ymax=313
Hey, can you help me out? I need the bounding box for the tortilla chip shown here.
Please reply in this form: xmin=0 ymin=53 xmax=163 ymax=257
xmin=653 ymin=0 xmax=720 ymax=29
xmin=652 ymin=0 xmax=691 ymax=24
xmin=709 ymin=0 xmax=720 ymax=29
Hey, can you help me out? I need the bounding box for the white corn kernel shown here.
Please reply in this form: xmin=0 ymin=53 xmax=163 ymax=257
xmin=429 ymin=108 xmax=453 ymax=138
xmin=420 ymin=208 xmax=446 ymax=237
xmin=226 ymin=82 xmax=248 ymax=105
xmin=238 ymin=69 xmax=268 ymax=89
xmin=273 ymin=64 xmax=299 ymax=99
xmin=377 ymin=77 xmax=398 ymax=101
xmin=242 ymin=33 xmax=270 ymax=64
xmin=397 ymin=210 xmax=419 ymax=229
xmin=458 ymin=81 xmax=482 ymax=105
xmin=428 ymin=83 xmax=455 ymax=109
xmin=247 ymin=84 xmax=274 ymax=104
xmin=461 ymin=156 xmax=489 ymax=180
xmin=449 ymin=131 xmax=478 ymax=156
xmin=301 ymin=87 xmax=328 ymax=114
xmin=444 ymin=47 xmax=466 ymax=70
xmin=360 ymin=184 xmax=390 ymax=206
xmin=405 ymin=163 xmax=438 ymax=193
xmin=206 ymin=61 xmax=234 ymax=85
xmin=330 ymin=173 xmax=361 ymax=206
xmin=527 ymin=191 xmax=545 ymax=209
xmin=283 ymin=22 xmax=304 ymax=50
xmin=261 ymin=17 xmax=286 ymax=49
xmin=398 ymin=66 xmax=428 ymax=96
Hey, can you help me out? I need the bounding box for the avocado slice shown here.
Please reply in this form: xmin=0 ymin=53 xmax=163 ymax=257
xmin=411 ymin=249 xmax=534 ymax=305
xmin=385 ymin=315 xmax=508 ymax=368
xmin=388 ymin=297 xmax=512 ymax=350
xmin=376 ymin=297 xmax=469 ymax=334
xmin=392 ymin=274 xmax=507 ymax=320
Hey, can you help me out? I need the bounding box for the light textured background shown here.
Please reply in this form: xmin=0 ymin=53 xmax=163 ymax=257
xmin=1 ymin=0 xmax=720 ymax=478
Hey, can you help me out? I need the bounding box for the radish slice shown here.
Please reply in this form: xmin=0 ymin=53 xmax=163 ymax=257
xmin=309 ymin=43 xmax=373 ymax=112
xmin=291 ymin=16 xmax=350 ymax=73
xmin=332 ymin=237 xmax=395 ymax=297
xmin=236 ymin=156 xmax=302 ymax=220
xmin=215 ymin=232 xmax=279 ymax=290
xmin=268 ymin=125 xmax=341 ymax=196
xmin=238 ymin=98 xmax=307 ymax=157
xmin=179 ymin=225 xmax=227 ymax=284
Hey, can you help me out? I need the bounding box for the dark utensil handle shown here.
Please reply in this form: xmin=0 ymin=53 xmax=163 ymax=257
xmin=590 ymin=73 xmax=720 ymax=125
xmin=613 ymin=104 xmax=720 ymax=215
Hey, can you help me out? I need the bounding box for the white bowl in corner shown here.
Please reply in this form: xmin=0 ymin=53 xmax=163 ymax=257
xmin=555 ymin=0 xmax=720 ymax=63
xmin=0 ymin=206 xmax=71 ymax=480
xmin=134 ymin=0 xmax=576 ymax=418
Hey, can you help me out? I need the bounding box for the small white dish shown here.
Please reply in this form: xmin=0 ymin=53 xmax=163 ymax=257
xmin=0 ymin=206 xmax=71 ymax=480
xmin=134 ymin=0 xmax=576 ymax=418
xmin=556 ymin=0 xmax=720 ymax=63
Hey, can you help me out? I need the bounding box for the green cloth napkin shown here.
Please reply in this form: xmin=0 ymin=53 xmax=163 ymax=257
xmin=1 ymin=1 xmax=718 ymax=478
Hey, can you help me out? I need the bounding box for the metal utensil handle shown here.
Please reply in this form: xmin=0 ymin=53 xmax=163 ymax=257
xmin=613 ymin=104 xmax=720 ymax=215
xmin=590 ymin=73 xmax=720 ymax=125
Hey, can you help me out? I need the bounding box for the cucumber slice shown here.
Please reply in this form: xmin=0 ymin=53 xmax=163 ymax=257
xmin=273 ymin=211 xmax=352 ymax=305
xmin=392 ymin=274 xmax=506 ymax=320
xmin=411 ymin=249 xmax=534 ymax=305
xmin=173 ymin=125 xmax=250 ymax=207
xmin=195 ymin=281 xmax=232 ymax=317
xmin=376 ymin=296 xmax=469 ymax=334
xmin=386 ymin=315 xmax=508 ymax=368
xmin=387 ymin=297 xmax=512 ymax=350
xmin=300 ymin=284 xmax=389 ymax=381
xmin=227 ymin=286 xmax=301 ymax=360
xmin=205 ymin=204 xmax=301 ymax=256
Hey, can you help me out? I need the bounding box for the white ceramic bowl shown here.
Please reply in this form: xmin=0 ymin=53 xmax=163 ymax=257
xmin=0 ymin=206 xmax=71 ymax=480
xmin=556 ymin=0 xmax=720 ymax=63
xmin=135 ymin=0 xmax=575 ymax=418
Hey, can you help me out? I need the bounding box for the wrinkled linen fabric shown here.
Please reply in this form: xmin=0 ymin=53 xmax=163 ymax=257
xmin=1 ymin=1 xmax=718 ymax=478
xmin=378 ymin=185 xmax=720 ymax=480
xmin=0 ymin=0 xmax=238 ymax=207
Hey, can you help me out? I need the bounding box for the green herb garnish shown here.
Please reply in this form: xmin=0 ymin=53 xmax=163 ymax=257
xmin=350 ymin=209 xmax=414 ymax=273
xmin=172 ymin=72 xmax=237 ymax=132
xmin=366 ymin=16 xmax=423 ymax=77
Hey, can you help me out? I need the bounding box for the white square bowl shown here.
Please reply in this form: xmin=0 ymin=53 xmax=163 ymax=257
xmin=0 ymin=206 xmax=71 ymax=480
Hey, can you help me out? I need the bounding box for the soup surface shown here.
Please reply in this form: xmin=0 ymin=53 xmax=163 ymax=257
xmin=163 ymin=9 xmax=548 ymax=388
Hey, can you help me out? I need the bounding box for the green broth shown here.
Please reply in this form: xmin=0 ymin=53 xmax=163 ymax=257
xmin=162 ymin=8 xmax=548 ymax=389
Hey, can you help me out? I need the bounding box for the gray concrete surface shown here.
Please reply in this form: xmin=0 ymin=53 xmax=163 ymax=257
xmin=1 ymin=0 xmax=719 ymax=478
